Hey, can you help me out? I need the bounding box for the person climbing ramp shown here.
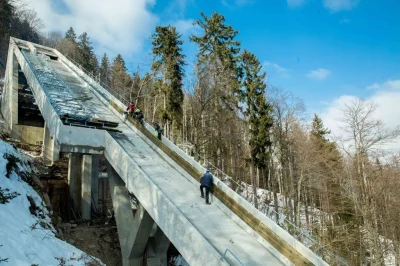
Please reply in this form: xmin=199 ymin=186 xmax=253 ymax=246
xmin=200 ymin=168 xmax=213 ymax=205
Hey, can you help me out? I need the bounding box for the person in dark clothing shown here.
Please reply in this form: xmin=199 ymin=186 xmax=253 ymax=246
xmin=152 ymin=121 xmax=163 ymax=140
xmin=200 ymin=168 xmax=213 ymax=205
xmin=133 ymin=108 xmax=144 ymax=124
xmin=126 ymin=102 xmax=135 ymax=117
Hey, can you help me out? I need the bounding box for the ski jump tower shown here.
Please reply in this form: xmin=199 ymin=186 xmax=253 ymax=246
xmin=1 ymin=37 xmax=333 ymax=266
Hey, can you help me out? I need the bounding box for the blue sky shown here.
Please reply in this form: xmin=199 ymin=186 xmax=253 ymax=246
xmin=30 ymin=0 xmax=400 ymax=130
xmin=150 ymin=0 xmax=400 ymax=113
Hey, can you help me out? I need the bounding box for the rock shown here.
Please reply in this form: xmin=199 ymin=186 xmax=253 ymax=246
xmin=57 ymin=230 xmax=64 ymax=238
xmin=103 ymin=236 xmax=112 ymax=243
xmin=88 ymin=244 xmax=97 ymax=249
xmin=68 ymin=239 xmax=75 ymax=245
xmin=42 ymin=193 xmax=51 ymax=207
xmin=57 ymin=223 xmax=72 ymax=231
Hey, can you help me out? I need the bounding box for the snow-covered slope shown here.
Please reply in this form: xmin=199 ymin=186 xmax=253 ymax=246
xmin=0 ymin=141 xmax=102 ymax=266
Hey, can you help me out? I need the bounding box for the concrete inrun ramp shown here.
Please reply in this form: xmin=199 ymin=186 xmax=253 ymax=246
xmin=1 ymin=38 xmax=330 ymax=266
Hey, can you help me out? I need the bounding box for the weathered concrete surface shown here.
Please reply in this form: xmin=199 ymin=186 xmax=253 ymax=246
xmin=43 ymin=123 xmax=60 ymax=166
xmin=91 ymin=155 xmax=100 ymax=212
xmin=146 ymin=226 xmax=170 ymax=266
xmin=107 ymin=161 xmax=155 ymax=266
xmin=81 ymin=154 xmax=93 ymax=220
xmin=13 ymin=125 xmax=44 ymax=145
xmin=68 ymin=153 xmax=83 ymax=216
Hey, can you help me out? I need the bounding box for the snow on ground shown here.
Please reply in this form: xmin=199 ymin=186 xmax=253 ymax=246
xmin=170 ymin=255 xmax=189 ymax=266
xmin=0 ymin=140 xmax=103 ymax=266
xmin=234 ymin=180 xmax=398 ymax=265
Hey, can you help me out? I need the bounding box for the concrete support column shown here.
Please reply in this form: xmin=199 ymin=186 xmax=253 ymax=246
xmin=68 ymin=153 xmax=83 ymax=218
xmin=81 ymin=154 xmax=94 ymax=220
xmin=10 ymin=53 xmax=18 ymax=131
xmin=107 ymin=161 xmax=154 ymax=266
xmin=146 ymin=226 xmax=170 ymax=266
xmin=91 ymin=155 xmax=100 ymax=213
xmin=42 ymin=123 xmax=60 ymax=166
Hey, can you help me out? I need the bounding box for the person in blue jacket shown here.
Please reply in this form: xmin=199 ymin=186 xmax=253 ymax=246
xmin=200 ymin=168 xmax=213 ymax=205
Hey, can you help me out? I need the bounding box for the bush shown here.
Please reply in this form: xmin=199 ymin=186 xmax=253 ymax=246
xmin=3 ymin=153 xmax=21 ymax=178
xmin=0 ymin=187 xmax=20 ymax=204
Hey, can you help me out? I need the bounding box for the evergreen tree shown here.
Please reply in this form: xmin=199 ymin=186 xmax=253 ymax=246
xmin=99 ymin=53 xmax=111 ymax=86
xmin=65 ymin=27 xmax=77 ymax=43
xmin=190 ymin=12 xmax=243 ymax=170
xmin=77 ymin=32 xmax=97 ymax=73
xmin=311 ymin=114 xmax=331 ymax=142
xmin=151 ymin=25 xmax=185 ymax=135
xmin=190 ymin=12 xmax=242 ymax=103
xmin=240 ymin=50 xmax=273 ymax=208
xmin=111 ymin=54 xmax=131 ymax=99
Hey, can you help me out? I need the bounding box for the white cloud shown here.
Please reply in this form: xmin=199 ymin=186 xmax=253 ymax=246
xmin=264 ymin=61 xmax=290 ymax=78
xmin=165 ymin=0 xmax=194 ymax=18
xmin=306 ymin=68 xmax=331 ymax=80
xmin=320 ymin=80 xmax=400 ymax=154
xmin=287 ymin=0 xmax=305 ymax=8
xmin=323 ymin=0 xmax=359 ymax=12
xmin=367 ymin=80 xmax=400 ymax=91
xmin=173 ymin=19 xmax=198 ymax=36
xmin=28 ymin=0 xmax=158 ymax=58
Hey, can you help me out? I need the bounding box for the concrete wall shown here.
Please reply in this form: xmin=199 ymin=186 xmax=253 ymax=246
xmin=12 ymin=124 xmax=43 ymax=145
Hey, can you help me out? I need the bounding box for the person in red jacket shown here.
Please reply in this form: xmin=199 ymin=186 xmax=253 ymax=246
xmin=126 ymin=102 xmax=135 ymax=117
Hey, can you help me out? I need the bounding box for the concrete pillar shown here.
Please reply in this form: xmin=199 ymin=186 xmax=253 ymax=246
xmin=68 ymin=153 xmax=83 ymax=218
xmin=10 ymin=53 xmax=18 ymax=131
xmin=42 ymin=123 xmax=60 ymax=166
xmin=81 ymin=154 xmax=94 ymax=220
xmin=91 ymin=155 xmax=100 ymax=212
xmin=107 ymin=161 xmax=154 ymax=266
xmin=146 ymin=226 xmax=170 ymax=266
xmin=42 ymin=124 xmax=52 ymax=166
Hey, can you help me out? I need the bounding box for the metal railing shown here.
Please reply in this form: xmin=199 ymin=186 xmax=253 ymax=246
xmin=63 ymin=55 xmax=348 ymax=266
xmin=63 ymin=55 xmax=130 ymax=107
xmin=187 ymin=150 xmax=349 ymax=266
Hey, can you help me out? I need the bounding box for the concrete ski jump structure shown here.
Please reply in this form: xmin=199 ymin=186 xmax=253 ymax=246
xmin=1 ymin=38 xmax=330 ymax=266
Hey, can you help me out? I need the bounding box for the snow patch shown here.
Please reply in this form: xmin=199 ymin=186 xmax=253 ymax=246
xmin=0 ymin=140 xmax=103 ymax=265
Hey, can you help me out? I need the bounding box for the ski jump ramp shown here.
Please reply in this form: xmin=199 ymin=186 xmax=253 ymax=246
xmin=2 ymin=38 xmax=329 ymax=266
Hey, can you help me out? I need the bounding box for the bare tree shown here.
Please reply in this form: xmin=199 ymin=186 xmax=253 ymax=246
xmin=340 ymin=99 xmax=400 ymax=264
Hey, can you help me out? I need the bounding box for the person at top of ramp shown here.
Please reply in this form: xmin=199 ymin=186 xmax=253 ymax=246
xmin=126 ymin=102 xmax=135 ymax=117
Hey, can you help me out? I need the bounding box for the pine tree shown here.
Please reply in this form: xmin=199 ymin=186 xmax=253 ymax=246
xmin=190 ymin=12 xmax=242 ymax=170
xmin=190 ymin=12 xmax=242 ymax=102
xmin=65 ymin=27 xmax=77 ymax=43
xmin=151 ymin=25 xmax=185 ymax=136
xmin=240 ymin=50 xmax=273 ymax=208
xmin=99 ymin=53 xmax=111 ymax=86
xmin=77 ymin=32 xmax=97 ymax=73
xmin=311 ymin=114 xmax=331 ymax=142
xmin=111 ymin=54 xmax=131 ymax=99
